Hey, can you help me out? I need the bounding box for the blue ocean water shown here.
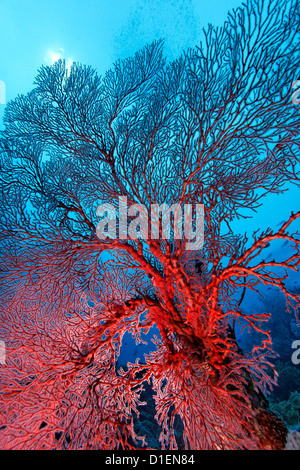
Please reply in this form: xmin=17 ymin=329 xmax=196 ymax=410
xmin=0 ymin=0 xmax=299 ymax=449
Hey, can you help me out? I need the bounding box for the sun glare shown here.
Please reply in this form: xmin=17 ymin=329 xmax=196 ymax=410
xmin=45 ymin=48 xmax=73 ymax=75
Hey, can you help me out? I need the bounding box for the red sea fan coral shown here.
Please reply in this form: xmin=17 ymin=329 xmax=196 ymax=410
xmin=1 ymin=0 xmax=300 ymax=450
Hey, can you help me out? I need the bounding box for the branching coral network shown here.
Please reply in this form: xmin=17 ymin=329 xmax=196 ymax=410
xmin=0 ymin=0 xmax=300 ymax=450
